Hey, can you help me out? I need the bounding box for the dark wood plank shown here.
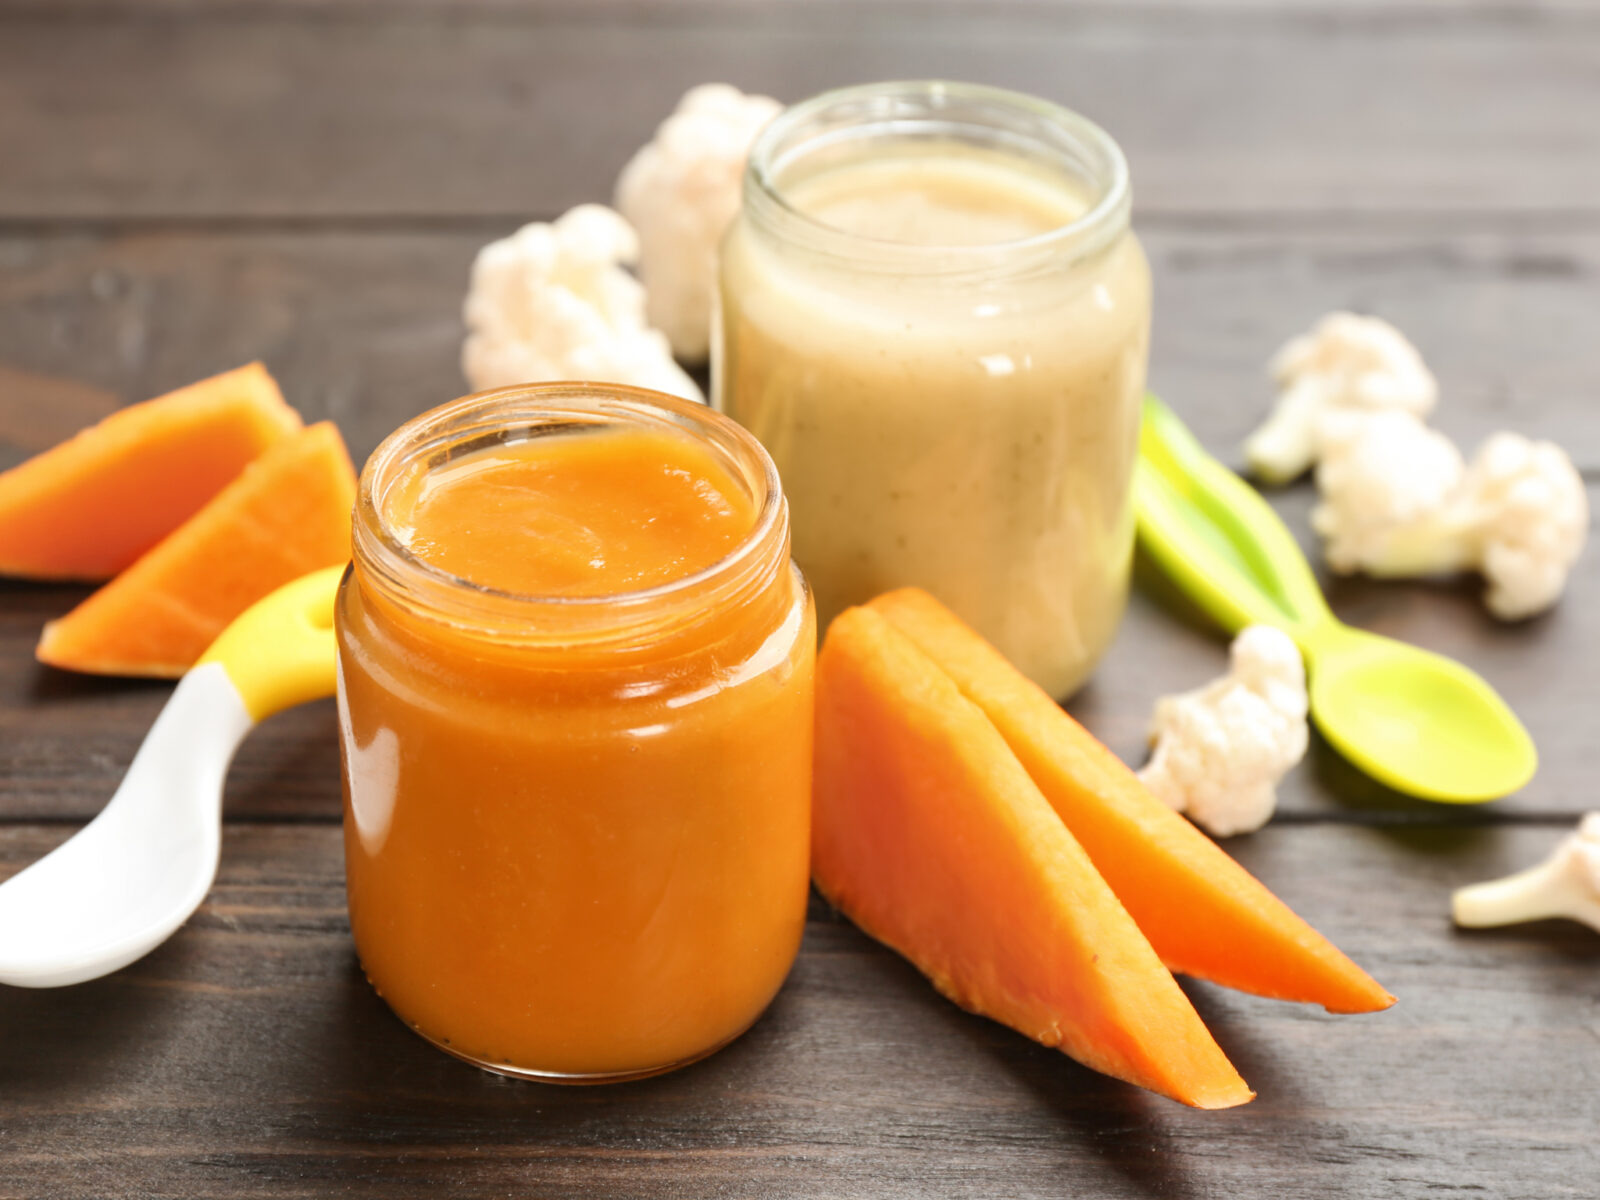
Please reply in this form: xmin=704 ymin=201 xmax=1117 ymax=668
xmin=5 ymin=227 xmax=1599 ymax=472
xmin=10 ymin=0 xmax=1589 ymax=12
xmin=1 ymin=227 xmax=1594 ymax=822
xmin=1 ymin=3 xmax=1594 ymax=1196
xmin=1 ymin=4 xmax=1598 ymax=219
xmin=5 ymin=515 xmax=1595 ymax=825
xmin=0 ymin=821 xmax=1594 ymax=1199
xmin=0 ymin=231 xmax=472 ymax=471
xmin=1146 ymin=228 xmax=1600 ymax=464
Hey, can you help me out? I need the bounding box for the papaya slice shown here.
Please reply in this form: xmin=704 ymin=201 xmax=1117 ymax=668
xmin=37 ymin=422 xmax=355 ymax=678
xmin=0 ymin=363 xmax=301 ymax=581
xmin=869 ymin=587 xmax=1395 ymax=1015
xmin=813 ymin=605 xmax=1254 ymax=1109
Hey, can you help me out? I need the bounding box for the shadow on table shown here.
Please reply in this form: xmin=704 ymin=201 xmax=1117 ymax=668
xmin=24 ymin=653 xmax=169 ymax=708
xmin=272 ymin=953 xmax=812 ymax=1144
xmin=1130 ymin=543 xmax=1222 ymax=644
xmin=0 ymin=967 xmax=174 ymax=1092
xmin=1448 ymin=918 xmax=1600 ymax=961
xmin=223 ymin=698 xmax=344 ymax=820
xmin=1301 ymin=737 xmax=1502 ymax=828
xmin=1003 ymin=1055 xmax=1213 ymax=1199
xmin=255 ymin=914 xmax=1271 ymax=1196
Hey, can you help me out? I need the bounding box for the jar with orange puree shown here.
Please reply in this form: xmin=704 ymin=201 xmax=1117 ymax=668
xmin=336 ymin=383 xmax=815 ymax=1082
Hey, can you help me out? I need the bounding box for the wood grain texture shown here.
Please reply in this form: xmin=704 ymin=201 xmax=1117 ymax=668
xmin=0 ymin=225 xmax=1593 ymax=821
xmin=4 ymin=519 xmax=1595 ymax=824
xmin=2 ymin=3 xmax=1598 ymax=1196
xmin=0 ymin=822 xmax=1594 ymax=1200
xmin=1 ymin=3 xmax=1598 ymax=219
xmin=4 ymin=227 xmax=1598 ymax=470
xmin=12 ymin=0 xmax=1599 ymax=12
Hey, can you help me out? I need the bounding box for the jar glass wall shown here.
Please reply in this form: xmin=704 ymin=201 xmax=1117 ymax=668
xmin=715 ymin=81 xmax=1150 ymax=698
xmin=336 ymin=383 xmax=815 ymax=1082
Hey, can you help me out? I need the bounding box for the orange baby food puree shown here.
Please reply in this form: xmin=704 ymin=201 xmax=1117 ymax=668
xmin=388 ymin=428 xmax=752 ymax=596
xmin=336 ymin=384 xmax=814 ymax=1081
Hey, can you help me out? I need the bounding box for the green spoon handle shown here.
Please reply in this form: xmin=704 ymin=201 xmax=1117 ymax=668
xmin=1136 ymin=395 xmax=1333 ymax=638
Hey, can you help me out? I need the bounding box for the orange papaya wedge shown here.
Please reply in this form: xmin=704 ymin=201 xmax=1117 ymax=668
xmin=813 ymin=605 xmax=1254 ymax=1109
xmin=37 ymin=422 xmax=355 ymax=678
xmin=0 ymin=363 xmax=301 ymax=581
xmin=869 ymin=587 xmax=1395 ymax=1015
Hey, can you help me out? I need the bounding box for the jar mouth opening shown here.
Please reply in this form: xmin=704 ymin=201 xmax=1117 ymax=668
xmin=746 ymin=80 xmax=1132 ymax=270
xmin=353 ymin=383 xmax=785 ymax=628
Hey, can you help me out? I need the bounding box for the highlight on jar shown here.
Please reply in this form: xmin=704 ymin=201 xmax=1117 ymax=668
xmin=337 ymin=382 xmax=816 ymax=1082
xmin=715 ymin=80 xmax=1151 ymax=701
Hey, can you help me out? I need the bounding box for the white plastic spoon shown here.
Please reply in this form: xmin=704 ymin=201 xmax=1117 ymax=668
xmin=0 ymin=566 xmax=343 ymax=987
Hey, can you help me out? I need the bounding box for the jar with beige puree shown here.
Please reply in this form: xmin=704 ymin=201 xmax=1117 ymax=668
xmin=715 ymin=81 xmax=1150 ymax=698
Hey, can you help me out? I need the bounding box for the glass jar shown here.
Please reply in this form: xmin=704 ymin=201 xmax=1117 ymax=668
xmin=715 ymin=80 xmax=1150 ymax=699
xmin=336 ymin=383 xmax=815 ymax=1082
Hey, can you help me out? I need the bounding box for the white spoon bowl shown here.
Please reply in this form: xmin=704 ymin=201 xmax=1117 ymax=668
xmin=0 ymin=566 xmax=342 ymax=988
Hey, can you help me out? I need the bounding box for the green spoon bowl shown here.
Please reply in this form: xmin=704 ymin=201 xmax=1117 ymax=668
xmin=1302 ymin=623 xmax=1536 ymax=802
xmin=1136 ymin=395 xmax=1537 ymax=804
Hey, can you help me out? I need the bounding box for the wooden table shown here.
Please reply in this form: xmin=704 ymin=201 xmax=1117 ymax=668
xmin=2 ymin=3 xmax=1597 ymax=1196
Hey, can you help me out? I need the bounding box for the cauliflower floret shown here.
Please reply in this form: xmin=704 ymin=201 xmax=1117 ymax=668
xmin=1315 ymin=418 xmax=1589 ymax=620
xmin=615 ymin=83 xmax=782 ymax=362
xmin=1453 ymin=812 xmax=1600 ymax=932
xmin=1312 ymin=409 xmax=1465 ymax=574
xmin=1444 ymin=433 xmax=1589 ymax=620
xmin=461 ymin=204 xmax=703 ymax=403
xmin=1136 ymin=626 xmax=1309 ymax=838
xmin=1244 ymin=312 xmax=1438 ymax=484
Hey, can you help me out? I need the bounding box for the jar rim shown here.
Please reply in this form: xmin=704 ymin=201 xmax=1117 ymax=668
xmin=745 ymin=80 xmax=1132 ymax=274
xmin=352 ymin=382 xmax=788 ymax=640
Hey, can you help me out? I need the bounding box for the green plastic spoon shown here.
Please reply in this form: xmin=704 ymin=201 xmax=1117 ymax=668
xmin=1135 ymin=395 xmax=1536 ymax=803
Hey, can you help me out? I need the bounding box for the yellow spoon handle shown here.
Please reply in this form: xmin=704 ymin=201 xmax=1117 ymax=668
xmin=196 ymin=565 xmax=344 ymax=723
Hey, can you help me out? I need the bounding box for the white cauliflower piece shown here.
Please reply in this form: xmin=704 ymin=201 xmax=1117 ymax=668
xmin=1452 ymin=812 xmax=1600 ymax=933
xmin=1137 ymin=626 xmax=1309 ymax=838
xmin=461 ymin=204 xmax=703 ymax=403
xmin=1312 ymin=409 xmax=1465 ymax=574
xmin=1315 ymin=419 xmax=1589 ymax=620
xmin=1244 ymin=312 xmax=1439 ymax=484
xmin=616 ymin=83 xmax=782 ymax=362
